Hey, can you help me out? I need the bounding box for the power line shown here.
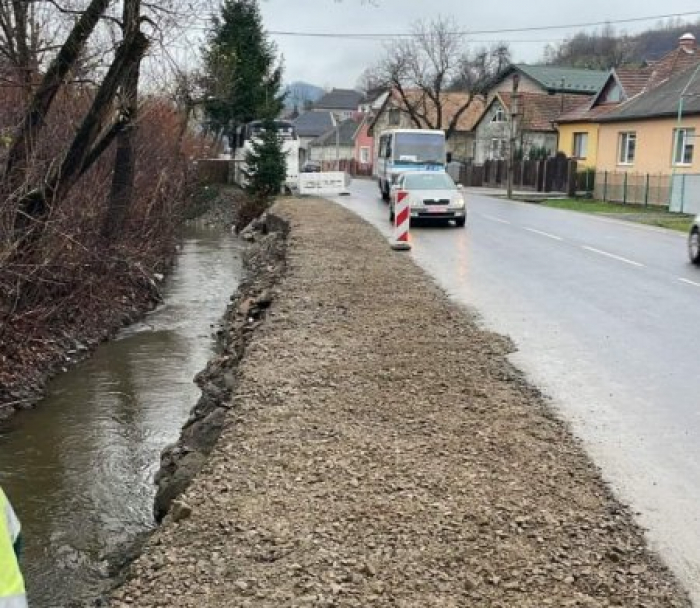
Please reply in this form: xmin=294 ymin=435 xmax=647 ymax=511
xmin=261 ymin=10 xmax=700 ymax=40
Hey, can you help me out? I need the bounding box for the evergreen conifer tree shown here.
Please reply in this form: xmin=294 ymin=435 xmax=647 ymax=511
xmin=243 ymin=119 xmax=287 ymax=200
xmin=202 ymin=0 xmax=285 ymax=140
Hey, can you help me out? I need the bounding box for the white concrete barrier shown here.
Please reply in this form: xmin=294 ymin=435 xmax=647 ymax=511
xmin=299 ymin=172 xmax=351 ymax=196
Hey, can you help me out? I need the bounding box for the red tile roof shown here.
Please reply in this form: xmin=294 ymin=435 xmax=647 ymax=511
xmin=614 ymin=67 xmax=653 ymax=97
xmin=645 ymin=46 xmax=700 ymax=89
xmin=499 ymin=92 xmax=589 ymax=131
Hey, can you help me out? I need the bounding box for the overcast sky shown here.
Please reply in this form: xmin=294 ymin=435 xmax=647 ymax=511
xmin=256 ymin=0 xmax=700 ymax=89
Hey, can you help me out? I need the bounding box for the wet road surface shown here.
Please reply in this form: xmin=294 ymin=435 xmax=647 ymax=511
xmin=0 ymin=225 xmax=243 ymax=608
xmin=334 ymin=179 xmax=700 ymax=604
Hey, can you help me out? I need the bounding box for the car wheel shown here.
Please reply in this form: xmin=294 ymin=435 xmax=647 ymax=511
xmin=455 ymin=217 xmax=466 ymax=228
xmin=689 ymin=228 xmax=700 ymax=265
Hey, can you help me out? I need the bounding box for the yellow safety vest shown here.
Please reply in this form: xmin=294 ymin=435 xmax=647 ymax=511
xmin=0 ymin=488 xmax=27 ymax=608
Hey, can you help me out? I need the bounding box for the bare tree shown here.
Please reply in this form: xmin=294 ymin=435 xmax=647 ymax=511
xmin=374 ymin=16 xmax=510 ymax=140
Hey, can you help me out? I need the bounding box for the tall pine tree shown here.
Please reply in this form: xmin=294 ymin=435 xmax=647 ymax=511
xmin=202 ymin=0 xmax=285 ymax=142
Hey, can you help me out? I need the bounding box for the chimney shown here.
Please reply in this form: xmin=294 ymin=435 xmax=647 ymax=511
xmin=679 ymin=33 xmax=697 ymax=54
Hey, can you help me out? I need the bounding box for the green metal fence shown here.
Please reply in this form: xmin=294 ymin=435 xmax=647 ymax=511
xmin=594 ymin=172 xmax=671 ymax=207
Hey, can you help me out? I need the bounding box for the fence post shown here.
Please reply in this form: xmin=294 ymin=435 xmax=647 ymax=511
xmin=603 ymin=171 xmax=608 ymax=201
xmin=681 ymin=174 xmax=687 ymax=214
xmin=567 ymin=160 xmax=577 ymax=197
xmin=644 ymin=174 xmax=650 ymax=207
xmin=623 ymin=172 xmax=628 ymax=204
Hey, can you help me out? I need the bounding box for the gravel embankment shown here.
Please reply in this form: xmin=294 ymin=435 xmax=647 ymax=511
xmin=111 ymin=198 xmax=690 ymax=607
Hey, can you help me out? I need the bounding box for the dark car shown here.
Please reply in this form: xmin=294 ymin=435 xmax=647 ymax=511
xmin=301 ymin=161 xmax=322 ymax=173
xmin=689 ymin=215 xmax=700 ymax=264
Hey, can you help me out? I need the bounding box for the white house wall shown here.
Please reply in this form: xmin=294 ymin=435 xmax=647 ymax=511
xmin=474 ymin=101 xmax=511 ymax=163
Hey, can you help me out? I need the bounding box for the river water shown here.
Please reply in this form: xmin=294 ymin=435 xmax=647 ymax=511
xmin=0 ymin=225 xmax=244 ymax=608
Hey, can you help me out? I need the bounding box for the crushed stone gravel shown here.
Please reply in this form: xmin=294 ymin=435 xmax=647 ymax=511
xmin=111 ymin=197 xmax=690 ymax=608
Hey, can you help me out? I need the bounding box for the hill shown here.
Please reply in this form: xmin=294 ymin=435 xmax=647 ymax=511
xmin=284 ymin=81 xmax=325 ymax=109
xmin=543 ymin=19 xmax=700 ymax=69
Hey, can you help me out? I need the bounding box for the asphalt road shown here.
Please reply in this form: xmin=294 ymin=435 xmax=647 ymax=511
xmin=333 ymin=178 xmax=700 ymax=604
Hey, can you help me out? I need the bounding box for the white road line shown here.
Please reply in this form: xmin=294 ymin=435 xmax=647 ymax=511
xmin=581 ymin=246 xmax=644 ymax=267
xmin=678 ymin=277 xmax=700 ymax=288
xmin=523 ymin=227 xmax=563 ymax=241
xmin=482 ymin=214 xmax=511 ymax=225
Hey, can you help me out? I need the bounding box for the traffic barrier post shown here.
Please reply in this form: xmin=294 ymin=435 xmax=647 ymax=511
xmin=391 ymin=190 xmax=411 ymax=251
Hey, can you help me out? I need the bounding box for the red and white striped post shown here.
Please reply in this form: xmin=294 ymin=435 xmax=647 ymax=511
xmin=391 ymin=190 xmax=411 ymax=251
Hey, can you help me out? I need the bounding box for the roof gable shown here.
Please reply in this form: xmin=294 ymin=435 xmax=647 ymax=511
xmin=310 ymin=118 xmax=361 ymax=146
xmin=478 ymin=92 xmax=591 ymax=131
xmin=598 ymin=64 xmax=700 ymax=122
xmin=293 ymin=110 xmax=335 ymax=137
xmin=373 ymin=89 xmax=486 ymax=133
xmin=513 ymin=64 xmax=608 ymax=94
xmin=314 ymin=88 xmax=364 ymax=110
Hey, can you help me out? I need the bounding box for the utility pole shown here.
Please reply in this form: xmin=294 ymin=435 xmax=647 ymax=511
xmin=670 ymin=62 xmax=700 ymax=212
xmin=507 ymin=73 xmax=520 ymax=200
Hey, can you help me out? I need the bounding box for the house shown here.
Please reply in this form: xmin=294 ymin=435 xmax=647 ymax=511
xmin=368 ymin=89 xmax=486 ymax=162
xmin=353 ymin=114 xmax=374 ymax=173
xmin=293 ymin=110 xmax=335 ymax=165
xmin=472 ymin=92 xmax=589 ymax=163
xmin=557 ymin=33 xmax=700 ymax=168
xmin=595 ymin=64 xmax=700 ymax=176
xmin=307 ymin=117 xmax=361 ymax=165
xmin=556 ymin=67 xmax=652 ymax=168
xmin=313 ymin=88 xmax=365 ymax=120
xmin=351 ymin=89 xmax=390 ymax=172
xmin=490 ymin=64 xmax=608 ymax=99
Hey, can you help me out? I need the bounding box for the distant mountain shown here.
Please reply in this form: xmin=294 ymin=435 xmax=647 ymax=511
xmin=284 ymin=81 xmax=325 ymax=109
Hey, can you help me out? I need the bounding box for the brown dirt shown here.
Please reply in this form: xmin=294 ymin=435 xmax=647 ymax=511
xmin=111 ymin=198 xmax=690 ymax=607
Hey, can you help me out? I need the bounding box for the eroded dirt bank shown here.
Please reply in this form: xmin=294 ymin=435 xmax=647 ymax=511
xmin=112 ymin=198 xmax=690 ymax=608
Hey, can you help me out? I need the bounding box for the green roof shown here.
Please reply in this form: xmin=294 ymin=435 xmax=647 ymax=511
xmin=515 ymin=64 xmax=608 ymax=94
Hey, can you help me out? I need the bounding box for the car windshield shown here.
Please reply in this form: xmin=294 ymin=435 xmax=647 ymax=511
xmin=404 ymin=173 xmax=456 ymax=190
xmin=394 ymin=132 xmax=445 ymax=164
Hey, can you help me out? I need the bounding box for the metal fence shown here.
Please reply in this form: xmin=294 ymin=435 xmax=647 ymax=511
xmin=594 ymin=172 xmax=671 ymax=207
xmin=670 ymin=174 xmax=700 ymax=214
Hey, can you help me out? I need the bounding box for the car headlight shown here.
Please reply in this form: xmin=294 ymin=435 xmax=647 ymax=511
xmin=452 ymin=195 xmax=465 ymax=208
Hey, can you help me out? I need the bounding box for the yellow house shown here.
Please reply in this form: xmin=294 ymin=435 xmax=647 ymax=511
xmin=557 ymin=33 xmax=700 ymax=169
xmin=557 ymin=67 xmax=653 ymax=168
xmin=596 ymin=66 xmax=700 ymax=176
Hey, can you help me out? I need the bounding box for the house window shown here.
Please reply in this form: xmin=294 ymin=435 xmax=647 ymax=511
xmin=490 ymin=138 xmax=506 ymax=159
xmin=673 ymin=128 xmax=695 ymax=165
xmin=618 ymin=132 xmax=636 ymax=165
xmin=572 ymin=132 xmax=588 ymax=159
xmin=491 ymin=107 xmax=506 ymax=123
xmin=359 ymin=146 xmax=370 ymax=164
xmin=388 ymin=108 xmax=401 ymax=126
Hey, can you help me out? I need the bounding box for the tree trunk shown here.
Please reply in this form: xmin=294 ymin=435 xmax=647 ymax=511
xmin=13 ymin=29 xmax=150 ymax=240
xmin=102 ymin=0 xmax=142 ymax=240
xmin=3 ymin=0 xmax=111 ymax=193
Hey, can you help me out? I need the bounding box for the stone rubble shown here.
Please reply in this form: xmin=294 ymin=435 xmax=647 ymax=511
xmin=111 ymin=198 xmax=690 ymax=608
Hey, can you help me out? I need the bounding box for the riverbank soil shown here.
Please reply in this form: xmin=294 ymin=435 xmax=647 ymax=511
xmin=112 ymin=198 xmax=690 ymax=607
xmin=0 ymin=186 xmax=248 ymax=421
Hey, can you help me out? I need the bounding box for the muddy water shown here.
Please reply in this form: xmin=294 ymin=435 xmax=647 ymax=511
xmin=0 ymin=226 xmax=243 ymax=608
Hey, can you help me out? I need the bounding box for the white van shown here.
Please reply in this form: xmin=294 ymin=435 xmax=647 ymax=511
xmin=376 ymin=129 xmax=447 ymax=201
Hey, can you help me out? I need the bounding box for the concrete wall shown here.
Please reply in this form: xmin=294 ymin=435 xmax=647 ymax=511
xmin=558 ymin=123 xmax=600 ymax=169
xmin=597 ymin=116 xmax=700 ymax=174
